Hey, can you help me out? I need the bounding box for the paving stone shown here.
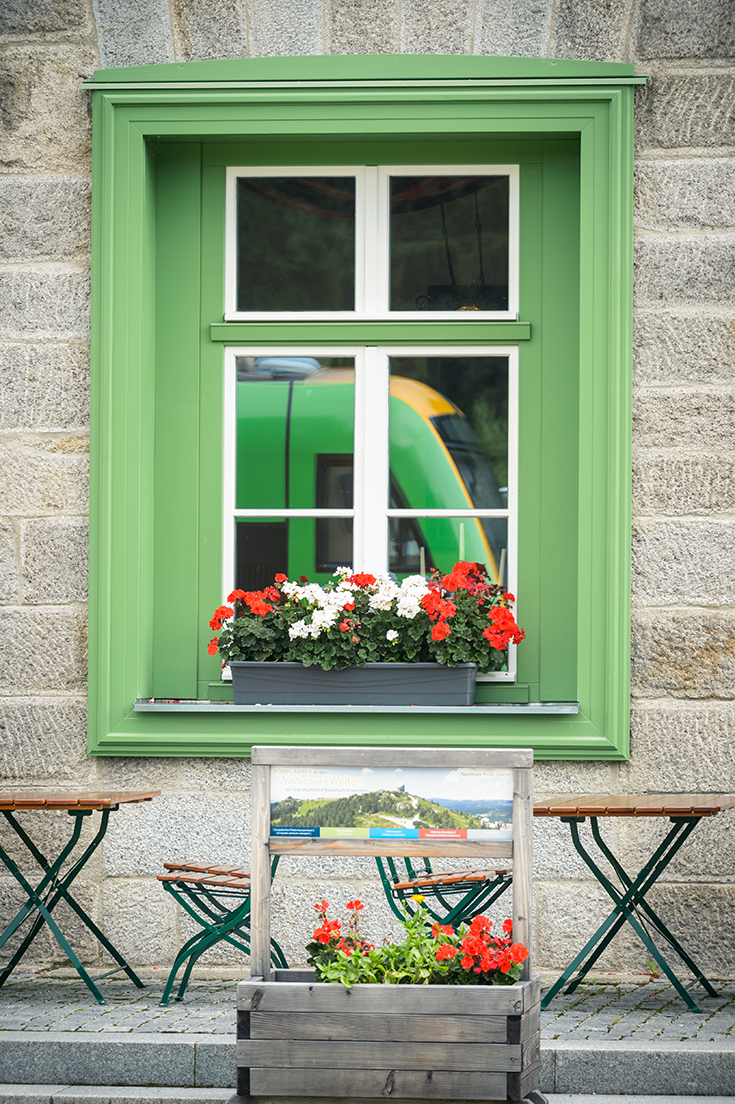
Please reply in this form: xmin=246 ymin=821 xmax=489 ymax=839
xmin=632 ymin=388 xmax=735 ymax=450
xmin=328 ymin=0 xmax=399 ymax=54
xmin=0 ymin=178 xmax=90 ymax=262
xmin=0 ymin=344 xmax=89 ymax=432
xmin=635 ymin=0 xmax=735 ymax=59
xmin=0 ymin=439 xmax=88 ymax=516
xmin=623 ymin=700 xmax=735 ymax=792
xmin=401 ymin=0 xmax=472 ymax=54
xmin=0 ymin=269 xmax=89 ymax=341
xmin=548 ymin=0 xmax=635 ymax=62
xmin=0 ymin=46 xmax=95 ymax=174
xmin=0 ymin=609 xmax=87 ymax=694
xmin=630 ymin=610 xmax=735 ymax=699
xmin=171 ymin=0 xmax=247 ymax=62
xmin=632 ymin=452 xmax=735 ymax=515
xmin=0 ymin=698 xmax=91 ymax=782
xmin=101 ymin=793 xmax=251 ymax=877
xmin=20 ymin=518 xmax=88 ymax=603
xmin=635 ymin=159 xmax=735 ymax=232
xmin=636 ymin=72 xmax=735 ymax=151
xmin=92 ymin=0 xmax=174 ymax=69
xmin=192 ymin=1037 xmax=236 ymax=1088
xmin=633 ymin=308 xmax=735 ymax=386
xmin=474 ymin=0 xmax=553 ymax=58
xmin=634 ymin=234 xmax=735 ymax=307
xmin=631 ymin=518 xmax=735 ymax=606
xmin=247 ymin=0 xmax=323 ymax=58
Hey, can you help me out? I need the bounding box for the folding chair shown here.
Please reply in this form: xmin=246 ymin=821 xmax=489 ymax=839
xmin=157 ymin=856 xmax=287 ymax=1004
xmin=375 ymin=855 xmax=512 ymax=929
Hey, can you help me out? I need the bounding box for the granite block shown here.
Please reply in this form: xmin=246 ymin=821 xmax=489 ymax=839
xmin=92 ymin=0 xmax=174 ymax=69
xmin=474 ymin=0 xmax=553 ymax=58
xmin=0 ymin=1032 xmax=195 ymax=1087
xmin=635 ymin=0 xmax=735 ymax=60
xmin=634 ymin=234 xmax=735 ymax=307
xmin=0 ymin=0 xmax=88 ymax=35
xmin=0 ymin=269 xmax=90 ymax=341
xmin=631 ymin=609 xmax=735 ymax=699
xmin=0 ymin=46 xmax=95 ymax=174
xmin=0 ymin=344 xmax=89 ymax=431
xmin=0 ymin=178 xmax=90 ymax=262
xmin=0 ymin=609 xmax=87 ymax=694
xmin=549 ymin=0 xmax=635 ymax=62
xmin=636 ymin=72 xmax=735 ymax=151
xmin=633 ymin=308 xmax=735 ymax=386
xmin=99 ymin=880 xmax=179 ymax=967
xmin=0 ymin=441 xmax=88 ymax=516
xmin=632 ymin=453 xmax=735 ymax=515
xmin=0 ymin=698 xmax=91 ymax=782
xmin=171 ymin=0 xmax=247 ymax=62
xmin=622 ymin=700 xmax=735 ymax=791
xmin=632 ymin=388 xmax=735 ymax=450
xmin=20 ymin=517 xmax=88 ymax=603
xmin=0 ymin=521 xmax=18 ymax=601
xmin=247 ymin=0 xmax=323 ymax=57
xmin=635 ymin=158 xmax=735 ymax=232
xmin=328 ymin=0 xmax=399 ymax=54
xmin=553 ymin=1039 xmax=735 ymax=1095
xmin=631 ymin=518 xmax=735 ymax=606
xmin=401 ymin=0 xmax=473 ymax=54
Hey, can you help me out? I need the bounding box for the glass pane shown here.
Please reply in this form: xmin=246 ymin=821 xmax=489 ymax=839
xmin=389 ymin=517 xmax=508 ymax=586
xmin=390 ymin=175 xmax=509 ymax=311
xmin=389 ymin=355 xmax=508 ymax=507
xmin=236 ymin=177 xmax=355 ymax=311
xmin=236 ymin=517 xmax=353 ymax=589
xmin=236 ymin=357 xmax=355 ymax=510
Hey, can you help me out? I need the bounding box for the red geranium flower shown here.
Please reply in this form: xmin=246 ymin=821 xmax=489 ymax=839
xmin=207 ymin=638 xmax=219 ymax=655
xmin=346 ymin=899 xmax=364 ymax=911
xmin=275 ymin=573 xmax=288 ymax=583
xmin=431 ymin=620 xmax=451 ymax=641
xmin=348 ymin=573 xmax=376 ymax=588
xmin=227 ymin=589 xmax=248 ymax=603
xmin=436 ymin=943 xmax=458 ymax=961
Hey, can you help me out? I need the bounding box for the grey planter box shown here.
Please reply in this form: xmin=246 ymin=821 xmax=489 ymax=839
xmin=237 ymin=970 xmax=541 ymax=1101
xmin=228 ymin=661 xmax=478 ymax=706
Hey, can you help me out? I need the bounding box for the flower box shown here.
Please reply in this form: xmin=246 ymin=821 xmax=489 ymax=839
xmin=237 ymin=969 xmax=542 ymax=1102
xmin=228 ymin=660 xmax=478 ymax=706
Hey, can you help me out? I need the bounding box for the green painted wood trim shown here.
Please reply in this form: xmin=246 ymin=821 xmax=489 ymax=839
xmin=87 ymin=60 xmax=634 ymax=761
xmin=210 ymin=322 xmax=531 ymax=344
xmin=87 ymin=55 xmax=637 ymax=85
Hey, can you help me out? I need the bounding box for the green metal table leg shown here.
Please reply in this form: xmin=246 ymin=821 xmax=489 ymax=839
xmin=541 ymin=816 xmax=707 ymax=1013
xmin=590 ymin=817 xmax=717 ymax=998
xmin=0 ymin=809 xmax=146 ymax=1003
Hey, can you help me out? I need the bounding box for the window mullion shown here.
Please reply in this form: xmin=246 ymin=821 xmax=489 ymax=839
xmin=363 ymin=166 xmax=380 ymax=313
xmin=354 ymin=345 xmax=388 ymax=571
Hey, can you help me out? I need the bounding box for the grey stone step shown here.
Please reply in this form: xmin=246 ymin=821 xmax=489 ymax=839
xmin=0 ymin=1093 xmax=233 ymax=1104
xmin=0 ymin=1033 xmax=733 ymax=1097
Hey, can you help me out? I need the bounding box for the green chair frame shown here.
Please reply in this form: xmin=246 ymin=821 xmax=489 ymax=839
xmin=159 ymin=856 xmax=287 ymax=1004
xmin=375 ymin=855 xmax=512 ymax=929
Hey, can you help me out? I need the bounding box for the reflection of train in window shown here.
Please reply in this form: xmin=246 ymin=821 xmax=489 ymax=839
xmin=235 ymin=357 xmax=507 ymax=589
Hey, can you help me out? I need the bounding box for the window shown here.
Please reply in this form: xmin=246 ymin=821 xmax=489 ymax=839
xmin=85 ymin=55 xmax=641 ymax=758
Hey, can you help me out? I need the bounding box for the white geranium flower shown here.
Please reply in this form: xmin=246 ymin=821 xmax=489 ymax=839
xmin=386 ymin=630 xmax=399 ymax=641
xmin=396 ymin=593 xmax=422 ymax=619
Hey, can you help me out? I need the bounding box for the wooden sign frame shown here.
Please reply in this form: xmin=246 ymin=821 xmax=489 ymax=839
xmin=250 ymin=746 xmax=533 ymax=979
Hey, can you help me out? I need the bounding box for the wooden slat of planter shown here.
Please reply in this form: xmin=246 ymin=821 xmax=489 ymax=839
xmin=250 ymin=1010 xmax=510 ymax=1043
xmin=238 ymin=978 xmax=539 ymax=1015
xmin=238 ymin=1040 xmax=521 ymax=1073
xmin=510 ymin=1059 xmax=541 ymax=1102
xmin=268 ymin=837 xmax=513 ymax=859
xmin=252 ymin=747 xmax=533 ymax=770
xmin=249 ymin=1067 xmax=509 ymax=1100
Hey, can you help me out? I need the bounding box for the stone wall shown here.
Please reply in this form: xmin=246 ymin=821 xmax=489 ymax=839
xmin=0 ymin=0 xmax=733 ymax=978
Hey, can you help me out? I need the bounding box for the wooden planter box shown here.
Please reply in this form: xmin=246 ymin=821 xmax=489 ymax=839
xmin=237 ymin=970 xmax=541 ymax=1102
xmin=228 ymin=661 xmax=478 ymax=706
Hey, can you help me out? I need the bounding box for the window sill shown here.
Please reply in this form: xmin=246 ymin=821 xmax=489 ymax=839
xmin=134 ymin=698 xmax=579 ymax=714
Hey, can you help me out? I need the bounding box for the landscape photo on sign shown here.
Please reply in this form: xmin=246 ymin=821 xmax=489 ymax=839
xmin=269 ymin=765 xmax=513 ymax=839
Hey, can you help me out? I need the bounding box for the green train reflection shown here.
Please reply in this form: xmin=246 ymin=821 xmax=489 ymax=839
xmin=235 ymin=357 xmax=507 ymax=589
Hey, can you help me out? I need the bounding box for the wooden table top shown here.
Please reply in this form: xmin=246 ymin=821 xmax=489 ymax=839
xmin=533 ymin=794 xmax=735 ymax=818
xmin=0 ymin=789 xmax=160 ymax=811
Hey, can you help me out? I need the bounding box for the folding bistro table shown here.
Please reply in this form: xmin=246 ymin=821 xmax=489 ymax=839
xmin=0 ymin=788 xmax=160 ymax=1004
xmin=534 ymin=793 xmax=735 ymax=1011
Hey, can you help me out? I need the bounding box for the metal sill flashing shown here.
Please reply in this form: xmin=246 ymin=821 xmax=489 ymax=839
xmin=134 ymin=698 xmax=579 ymax=714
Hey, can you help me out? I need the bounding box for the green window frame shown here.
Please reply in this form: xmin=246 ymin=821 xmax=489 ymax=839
xmin=85 ymin=55 xmax=642 ymax=760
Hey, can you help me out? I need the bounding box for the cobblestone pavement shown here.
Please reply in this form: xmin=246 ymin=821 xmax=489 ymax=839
xmin=0 ymin=973 xmax=733 ymax=1043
